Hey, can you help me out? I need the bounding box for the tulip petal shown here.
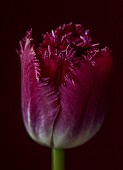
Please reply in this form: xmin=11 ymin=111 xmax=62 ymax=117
xmin=53 ymin=48 xmax=112 ymax=148
xmin=19 ymin=30 xmax=61 ymax=147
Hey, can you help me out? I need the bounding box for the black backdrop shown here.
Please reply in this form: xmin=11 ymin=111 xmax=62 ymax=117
xmin=2 ymin=0 xmax=123 ymax=170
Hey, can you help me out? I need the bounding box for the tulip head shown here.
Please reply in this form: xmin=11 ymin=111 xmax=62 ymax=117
xmin=18 ymin=23 xmax=112 ymax=148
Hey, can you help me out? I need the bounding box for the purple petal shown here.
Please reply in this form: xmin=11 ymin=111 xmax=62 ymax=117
xmin=53 ymin=48 xmax=112 ymax=148
xmin=19 ymin=30 xmax=60 ymax=146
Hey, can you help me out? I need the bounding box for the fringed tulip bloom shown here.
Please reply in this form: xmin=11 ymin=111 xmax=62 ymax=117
xmin=18 ymin=23 xmax=112 ymax=149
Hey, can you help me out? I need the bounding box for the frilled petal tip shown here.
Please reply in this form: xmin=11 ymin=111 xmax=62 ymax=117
xmin=18 ymin=23 xmax=113 ymax=148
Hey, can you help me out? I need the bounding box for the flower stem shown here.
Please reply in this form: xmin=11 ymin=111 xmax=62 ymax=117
xmin=52 ymin=148 xmax=65 ymax=170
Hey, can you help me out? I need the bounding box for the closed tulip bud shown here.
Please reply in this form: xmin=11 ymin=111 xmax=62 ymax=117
xmin=18 ymin=23 xmax=113 ymax=149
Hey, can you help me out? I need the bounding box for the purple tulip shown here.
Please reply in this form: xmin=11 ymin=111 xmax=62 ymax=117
xmin=18 ymin=23 xmax=113 ymax=148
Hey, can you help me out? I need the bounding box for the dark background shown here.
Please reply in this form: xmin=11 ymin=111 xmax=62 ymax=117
xmin=2 ymin=0 xmax=123 ymax=169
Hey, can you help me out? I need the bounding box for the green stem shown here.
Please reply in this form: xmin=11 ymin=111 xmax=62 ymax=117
xmin=52 ymin=148 xmax=65 ymax=170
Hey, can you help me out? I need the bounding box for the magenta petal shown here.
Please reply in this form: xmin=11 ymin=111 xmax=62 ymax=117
xmin=53 ymin=49 xmax=112 ymax=148
xmin=19 ymin=30 xmax=60 ymax=146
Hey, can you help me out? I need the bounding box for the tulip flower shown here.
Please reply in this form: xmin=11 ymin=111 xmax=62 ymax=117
xmin=18 ymin=23 xmax=112 ymax=170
